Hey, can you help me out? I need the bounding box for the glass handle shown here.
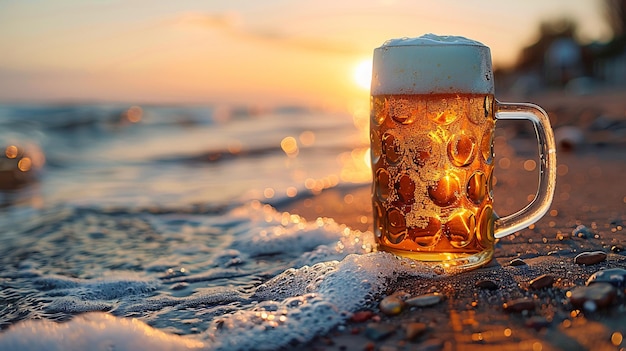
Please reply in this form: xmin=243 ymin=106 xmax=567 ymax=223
xmin=493 ymin=101 xmax=557 ymax=239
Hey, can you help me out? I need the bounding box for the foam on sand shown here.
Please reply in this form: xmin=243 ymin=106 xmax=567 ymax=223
xmin=371 ymin=33 xmax=494 ymax=95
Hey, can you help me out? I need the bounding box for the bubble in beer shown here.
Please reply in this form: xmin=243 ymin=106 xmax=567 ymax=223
xmin=412 ymin=148 xmax=430 ymax=167
xmin=382 ymin=132 xmax=402 ymax=165
xmin=467 ymin=171 xmax=486 ymax=205
xmin=444 ymin=208 xmax=476 ymax=248
xmin=408 ymin=215 xmax=442 ymax=247
xmin=447 ymin=131 xmax=476 ymax=167
xmin=395 ymin=174 xmax=415 ymax=204
xmin=376 ymin=168 xmax=391 ymax=201
xmin=476 ymin=205 xmax=494 ymax=246
xmin=371 ymin=130 xmax=383 ymax=165
xmin=386 ymin=207 xmax=407 ymax=244
xmin=481 ymin=133 xmax=494 ymax=164
xmin=428 ymin=172 xmax=460 ymax=207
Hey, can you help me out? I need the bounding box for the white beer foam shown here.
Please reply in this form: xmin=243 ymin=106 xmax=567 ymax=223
xmin=371 ymin=34 xmax=494 ymax=95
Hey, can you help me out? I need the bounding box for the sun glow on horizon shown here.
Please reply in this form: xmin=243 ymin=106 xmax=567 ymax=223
xmin=353 ymin=59 xmax=373 ymax=91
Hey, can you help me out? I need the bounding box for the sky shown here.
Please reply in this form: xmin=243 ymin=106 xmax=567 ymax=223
xmin=0 ymin=0 xmax=612 ymax=110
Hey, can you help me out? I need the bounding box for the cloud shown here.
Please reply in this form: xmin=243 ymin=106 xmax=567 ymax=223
xmin=174 ymin=12 xmax=359 ymax=55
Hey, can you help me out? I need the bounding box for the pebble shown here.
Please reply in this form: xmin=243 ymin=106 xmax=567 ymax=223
xmin=475 ymin=279 xmax=498 ymax=290
xmin=405 ymin=293 xmax=443 ymax=307
xmin=574 ymin=251 xmax=607 ymax=265
xmin=350 ymin=311 xmax=375 ymax=323
xmin=572 ymin=225 xmax=592 ymax=239
xmin=509 ymin=258 xmax=527 ymax=266
xmin=405 ymin=322 xmax=428 ymax=341
xmin=610 ymin=244 xmax=623 ymax=253
xmin=379 ymin=296 xmax=404 ymax=316
xmin=568 ymin=283 xmax=616 ymax=309
xmin=364 ymin=323 xmax=396 ymax=341
xmin=585 ymin=268 xmax=626 ymax=287
xmin=529 ymin=274 xmax=554 ymax=290
xmin=503 ymin=298 xmax=536 ymax=313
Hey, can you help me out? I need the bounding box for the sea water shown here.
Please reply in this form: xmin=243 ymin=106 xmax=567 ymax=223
xmin=0 ymin=104 xmax=437 ymax=350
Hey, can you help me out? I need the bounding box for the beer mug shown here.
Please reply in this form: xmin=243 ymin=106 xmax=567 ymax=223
xmin=370 ymin=34 xmax=556 ymax=270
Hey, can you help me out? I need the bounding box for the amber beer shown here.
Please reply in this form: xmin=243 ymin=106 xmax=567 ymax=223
xmin=371 ymin=93 xmax=495 ymax=262
xmin=370 ymin=35 xmax=556 ymax=270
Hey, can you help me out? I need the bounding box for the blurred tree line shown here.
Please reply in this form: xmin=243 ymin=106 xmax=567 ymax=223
xmin=497 ymin=0 xmax=626 ymax=94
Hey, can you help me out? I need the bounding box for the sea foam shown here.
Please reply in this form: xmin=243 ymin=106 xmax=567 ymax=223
xmin=0 ymin=202 xmax=439 ymax=350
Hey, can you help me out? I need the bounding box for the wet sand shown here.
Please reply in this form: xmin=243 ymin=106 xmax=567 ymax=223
xmin=279 ymin=90 xmax=626 ymax=351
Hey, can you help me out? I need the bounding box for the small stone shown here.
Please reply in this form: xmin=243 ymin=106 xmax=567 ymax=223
xmin=586 ymin=268 xmax=626 ymax=287
xmin=405 ymin=322 xmax=428 ymax=341
xmin=572 ymin=225 xmax=592 ymax=238
xmin=379 ymin=296 xmax=404 ymax=316
xmin=529 ymin=274 xmax=554 ymax=290
xmin=525 ymin=316 xmax=551 ymax=330
xmin=503 ymin=298 xmax=535 ymax=313
xmin=351 ymin=311 xmax=375 ymax=323
xmin=364 ymin=323 xmax=396 ymax=341
xmin=509 ymin=258 xmax=527 ymax=266
xmin=568 ymin=283 xmax=616 ymax=309
xmin=475 ymin=279 xmax=498 ymax=290
xmin=574 ymin=251 xmax=607 ymax=265
xmin=610 ymin=245 xmax=623 ymax=253
xmin=405 ymin=293 xmax=443 ymax=307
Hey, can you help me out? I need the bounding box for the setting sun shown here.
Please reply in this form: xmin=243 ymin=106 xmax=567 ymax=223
xmin=353 ymin=59 xmax=373 ymax=91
